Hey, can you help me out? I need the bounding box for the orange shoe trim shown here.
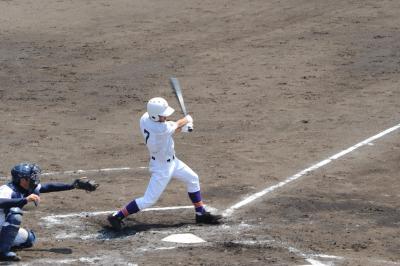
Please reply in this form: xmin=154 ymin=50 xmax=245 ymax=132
xmin=193 ymin=201 xmax=204 ymax=208
xmin=121 ymin=208 xmax=129 ymax=217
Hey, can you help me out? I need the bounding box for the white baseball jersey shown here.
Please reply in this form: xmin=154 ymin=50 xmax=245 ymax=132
xmin=136 ymin=112 xmax=200 ymax=211
xmin=140 ymin=112 xmax=178 ymax=161
xmin=0 ymin=184 xmax=13 ymax=225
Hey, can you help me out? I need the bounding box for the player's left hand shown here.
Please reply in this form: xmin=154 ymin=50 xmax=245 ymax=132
xmin=182 ymin=122 xmax=193 ymax=133
xmin=72 ymin=177 xmax=99 ymax=192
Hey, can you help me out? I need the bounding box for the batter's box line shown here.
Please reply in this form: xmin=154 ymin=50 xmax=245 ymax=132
xmin=0 ymin=166 xmax=148 ymax=180
xmin=19 ymin=255 xmax=138 ymax=266
xmin=41 ymin=205 xmax=199 ymax=226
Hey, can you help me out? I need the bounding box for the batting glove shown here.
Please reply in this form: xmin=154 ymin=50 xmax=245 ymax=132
xmin=185 ymin=114 xmax=193 ymax=124
xmin=182 ymin=122 xmax=194 ymax=133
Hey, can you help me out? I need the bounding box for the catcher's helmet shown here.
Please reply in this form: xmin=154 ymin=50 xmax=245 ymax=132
xmin=11 ymin=163 xmax=41 ymax=190
xmin=147 ymin=97 xmax=174 ymax=122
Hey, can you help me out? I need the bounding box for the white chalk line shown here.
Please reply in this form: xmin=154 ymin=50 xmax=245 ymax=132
xmin=42 ymin=205 xmax=194 ymax=225
xmin=42 ymin=166 xmax=147 ymax=176
xmin=288 ymin=245 xmax=342 ymax=266
xmin=42 ymin=205 xmax=219 ymax=227
xmin=230 ymin=239 xmax=341 ymax=266
xmin=0 ymin=166 xmax=148 ymax=180
xmin=21 ymin=255 xmax=138 ymax=266
xmin=222 ymin=122 xmax=400 ymax=217
xmin=252 ymin=239 xmax=399 ymax=266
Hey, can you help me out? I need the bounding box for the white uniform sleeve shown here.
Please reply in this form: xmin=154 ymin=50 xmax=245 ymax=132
xmin=0 ymin=185 xmax=13 ymax=199
xmin=165 ymin=121 xmax=178 ymax=135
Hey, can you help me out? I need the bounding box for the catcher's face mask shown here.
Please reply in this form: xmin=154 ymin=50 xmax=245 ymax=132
xmin=28 ymin=164 xmax=41 ymax=191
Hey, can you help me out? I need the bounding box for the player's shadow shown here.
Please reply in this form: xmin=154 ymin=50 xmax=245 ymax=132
xmin=99 ymin=222 xmax=191 ymax=239
xmin=16 ymin=248 xmax=73 ymax=254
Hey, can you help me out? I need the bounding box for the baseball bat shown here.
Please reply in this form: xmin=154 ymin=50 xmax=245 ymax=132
xmin=169 ymin=77 xmax=193 ymax=132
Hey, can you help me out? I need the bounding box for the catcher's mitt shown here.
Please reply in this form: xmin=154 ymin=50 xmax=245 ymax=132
xmin=73 ymin=177 xmax=99 ymax=192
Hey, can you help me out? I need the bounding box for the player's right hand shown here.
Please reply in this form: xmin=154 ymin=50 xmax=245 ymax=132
xmin=185 ymin=114 xmax=193 ymax=124
xmin=26 ymin=194 xmax=40 ymax=205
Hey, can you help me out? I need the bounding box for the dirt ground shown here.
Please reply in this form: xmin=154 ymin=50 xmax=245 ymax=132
xmin=1 ymin=0 xmax=400 ymax=265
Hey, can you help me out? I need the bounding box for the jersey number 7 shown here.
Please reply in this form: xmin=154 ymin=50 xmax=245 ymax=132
xmin=144 ymin=129 xmax=150 ymax=144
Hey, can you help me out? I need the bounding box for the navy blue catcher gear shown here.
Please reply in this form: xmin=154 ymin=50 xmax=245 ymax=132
xmin=0 ymin=208 xmax=23 ymax=259
xmin=11 ymin=163 xmax=41 ymax=190
xmin=16 ymin=230 xmax=36 ymax=249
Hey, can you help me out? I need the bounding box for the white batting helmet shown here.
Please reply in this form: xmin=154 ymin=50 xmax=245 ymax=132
xmin=147 ymin=97 xmax=175 ymax=121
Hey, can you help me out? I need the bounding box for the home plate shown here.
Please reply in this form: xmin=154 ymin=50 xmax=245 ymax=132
xmin=162 ymin=233 xmax=206 ymax=244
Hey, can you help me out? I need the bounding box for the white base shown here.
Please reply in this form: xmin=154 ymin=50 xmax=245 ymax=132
xmin=161 ymin=233 xmax=206 ymax=244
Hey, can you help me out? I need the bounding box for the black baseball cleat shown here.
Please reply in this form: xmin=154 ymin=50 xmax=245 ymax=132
xmin=0 ymin=251 xmax=21 ymax=261
xmin=107 ymin=214 xmax=124 ymax=230
xmin=196 ymin=211 xmax=223 ymax=225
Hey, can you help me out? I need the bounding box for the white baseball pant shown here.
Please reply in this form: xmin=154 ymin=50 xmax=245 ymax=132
xmin=136 ymin=157 xmax=200 ymax=210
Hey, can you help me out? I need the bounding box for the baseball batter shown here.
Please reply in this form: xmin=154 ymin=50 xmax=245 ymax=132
xmin=0 ymin=162 xmax=98 ymax=261
xmin=108 ymin=97 xmax=222 ymax=230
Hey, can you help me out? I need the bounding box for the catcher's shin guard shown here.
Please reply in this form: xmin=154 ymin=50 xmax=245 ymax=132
xmin=195 ymin=211 xmax=222 ymax=225
xmin=15 ymin=230 xmax=36 ymax=249
xmin=107 ymin=214 xmax=124 ymax=230
xmin=0 ymin=208 xmax=22 ymax=257
xmin=0 ymin=225 xmax=21 ymax=261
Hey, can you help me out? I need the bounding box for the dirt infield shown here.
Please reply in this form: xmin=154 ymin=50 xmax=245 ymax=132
xmin=1 ymin=0 xmax=400 ymax=265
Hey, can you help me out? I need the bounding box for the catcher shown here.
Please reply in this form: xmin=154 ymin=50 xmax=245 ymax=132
xmin=0 ymin=162 xmax=98 ymax=261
